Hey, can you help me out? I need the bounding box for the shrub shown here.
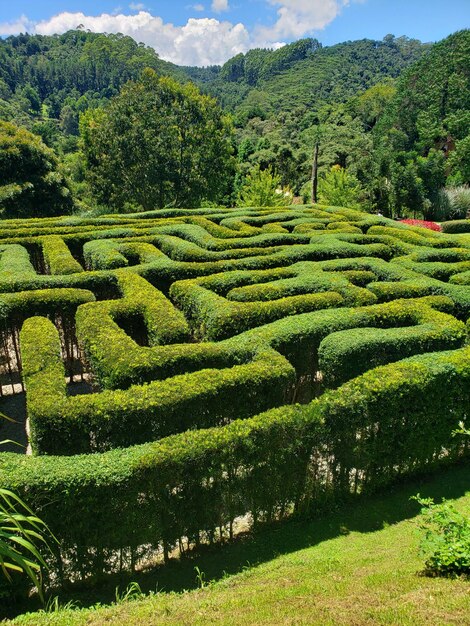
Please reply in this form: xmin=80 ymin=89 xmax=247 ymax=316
xmin=42 ymin=235 xmax=82 ymax=275
xmin=0 ymin=122 xmax=73 ymax=219
xmin=445 ymin=186 xmax=470 ymax=219
xmin=0 ymin=245 xmax=36 ymax=282
xmin=399 ymin=219 xmax=441 ymax=231
xmin=318 ymin=301 xmax=466 ymax=387
xmin=441 ymin=219 xmax=470 ymax=234
xmin=237 ymin=166 xmax=293 ymax=208
xmin=412 ymin=496 xmax=470 ymax=577
xmin=83 ymin=240 xmax=129 ymax=270
xmin=318 ymin=165 xmax=364 ymax=210
xmin=429 ymin=187 xmax=470 ymax=221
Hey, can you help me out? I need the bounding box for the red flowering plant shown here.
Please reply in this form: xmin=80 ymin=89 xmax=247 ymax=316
xmin=399 ymin=219 xmax=442 ymax=231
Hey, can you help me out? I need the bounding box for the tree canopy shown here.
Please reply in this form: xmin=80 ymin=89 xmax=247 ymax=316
xmin=0 ymin=29 xmax=468 ymax=220
xmin=318 ymin=165 xmax=363 ymax=209
xmin=80 ymin=69 xmax=235 ymax=210
xmin=236 ymin=165 xmax=293 ymax=207
xmin=0 ymin=121 xmax=73 ymax=218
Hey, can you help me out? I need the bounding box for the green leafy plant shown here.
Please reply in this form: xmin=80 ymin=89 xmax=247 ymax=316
xmin=433 ymin=186 xmax=470 ymax=221
xmin=194 ymin=566 xmax=207 ymax=589
xmin=412 ymin=494 xmax=470 ymax=577
xmin=237 ymin=166 xmax=293 ymax=207
xmin=453 ymin=421 xmax=470 ymax=437
xmin=1 ymin=413 xmax=54 ymax=601
xmin=115 ymin=581 xmax=144 ymax=603
xmin=44 ymin=595 xmax=79 ymax=613
xmin=411 ymin=420 xmax=470 ymax=578
xmin=0 ymin=488 xmax=51 ymax=600
xmin=318 ymin=165 xmax=363 ymax=209
xmin=0 ymin=121 xmax=73 ymax=219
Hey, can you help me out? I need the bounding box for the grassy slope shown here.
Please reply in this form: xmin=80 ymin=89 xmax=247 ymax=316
xmin=10 ymin=464 xmax=470 ymax=626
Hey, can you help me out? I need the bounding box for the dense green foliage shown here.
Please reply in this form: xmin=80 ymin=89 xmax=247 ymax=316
xmin=318 ymin=165 xmax=363 ymax=209
xmin=0 ymin=29 xmax=443 ymax=217
xmin=80 ymin=69 xmax=234 ymax=210
xmin=414 ymin=495 xmax=470 ymax=577
xmin=1 ymin=28 xmax=469 ymax=219
xmin=236 ymin=166 xmax=292 ymax=207
xmin=378 ymin=31 xmax=470 ymax=162
xmin=2 ymin=336 xmax=469 ymax=582
xmin=0 ymin=487 xmax=51 ymax=602
xmin=0 ymin=31 xmax=184 ymax=139
xmin=0 ymin=205 xmax=468 ymax=591
xmin=196 ymin=36 xmax=427 ymax=114
xmin=370 ymin=30 xmax=470 ymax=217
xmin=0 ymin=122 xmax=73 ymax=218
xmin=441 ymin=219 xmax=470 ymax=234
xmin=202 ymin=36 xmax=432 ymax=203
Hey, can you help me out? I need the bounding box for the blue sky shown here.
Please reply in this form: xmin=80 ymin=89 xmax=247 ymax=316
xmin=1 ymin=0 xmax=469 ymax=66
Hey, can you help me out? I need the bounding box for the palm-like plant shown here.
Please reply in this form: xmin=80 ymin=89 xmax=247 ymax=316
xmin=0 ymin=413 xmax=53 ymax=601
xmin=0 ymin=487 xmax=50 ymax=600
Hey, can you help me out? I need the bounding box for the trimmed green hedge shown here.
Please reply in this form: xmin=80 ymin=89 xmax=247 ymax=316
xmin=0 ymin=244 xmax=36 ymax=282
xmin=441 ymin=220 xmax=470 ymax=234
xmin=318 ymin=300 xmax=466 ymax=387
xmin=42 ymin=235 xmax=83 ymax=275
xmin=171 ymin=278 xmax=344 ymax=340
xmin=170 ymin=263 xmax=379 ymax=340
xmin=21 ymin=316 xmax=295 ymax=454
xmin=83 ymin=239 xmax=129 ymax=270
xmin=0 ymin=287 xmax=95 ymax=328
xmin=0 ymin=204 xmax=469 ymax=587
xmin=450 ymin=270 xmax=470 ymax=285
xmin=25 ymin=295 xmax=465 ymax=455
xmin=1 ymin=342 xmax=469 ymax=581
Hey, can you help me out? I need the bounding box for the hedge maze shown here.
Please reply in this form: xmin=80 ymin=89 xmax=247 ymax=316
xmin=0 ymin=205 xmax=469 ymax=582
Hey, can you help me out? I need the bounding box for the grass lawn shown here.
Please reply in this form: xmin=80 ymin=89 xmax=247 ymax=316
xmin=7 ymin=464 xmax=470 ymax=626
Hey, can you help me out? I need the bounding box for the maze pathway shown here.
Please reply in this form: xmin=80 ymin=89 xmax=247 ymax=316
xmin=0 ymin=205 xmax=469 ymax=579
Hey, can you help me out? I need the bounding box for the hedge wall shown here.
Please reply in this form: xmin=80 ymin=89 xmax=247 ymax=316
xmin=441 ymin=220 xmax=470 ymax=234
xmin=0 ymin=203 xmax=469 ymax=590
xmin=1 ymin=341 xmax=469 ymax=582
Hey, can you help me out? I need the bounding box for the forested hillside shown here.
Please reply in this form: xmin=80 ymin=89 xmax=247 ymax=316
xmin=190 ymin=35 xmax=429 ymax=111
xmin=0 ymin=31 xmax=185 ymax=141
xmin=377 ymin=30 xmax=470 ymax=184
xmin=0 ymin=28 xmax=469 ymax=220
xmin=0 ymin=31 xmax=428 ymax=146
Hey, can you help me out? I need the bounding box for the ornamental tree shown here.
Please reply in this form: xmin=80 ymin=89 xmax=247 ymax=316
xmin=237 ymin=165 xmax=293 ymax=207
xmin=80 ymin=69 xmax=235 ymax=210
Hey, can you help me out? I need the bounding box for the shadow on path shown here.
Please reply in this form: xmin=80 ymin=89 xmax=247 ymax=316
xmin=0 ymin=393 xmax=27 ymax=453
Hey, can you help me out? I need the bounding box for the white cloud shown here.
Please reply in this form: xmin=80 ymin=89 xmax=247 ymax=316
xmin=0 ymin=11 xmax=250 ymax=66
xmin=175 ymin=18 xmax=249 ymax=65
xmin=211 ymin=0 xmax=229 ymax=12
xmin=0 ymin=14 xmax=35 ymax=35
xmin=129 ymin=2 xmax=146 ymax=10
xmin=192 ymin=4 xmax=205 ymax=12
xmin=257 ymin=0 xmax=349 ymax=40
xmin=0 ymin=1 xmax=355 ymax=66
